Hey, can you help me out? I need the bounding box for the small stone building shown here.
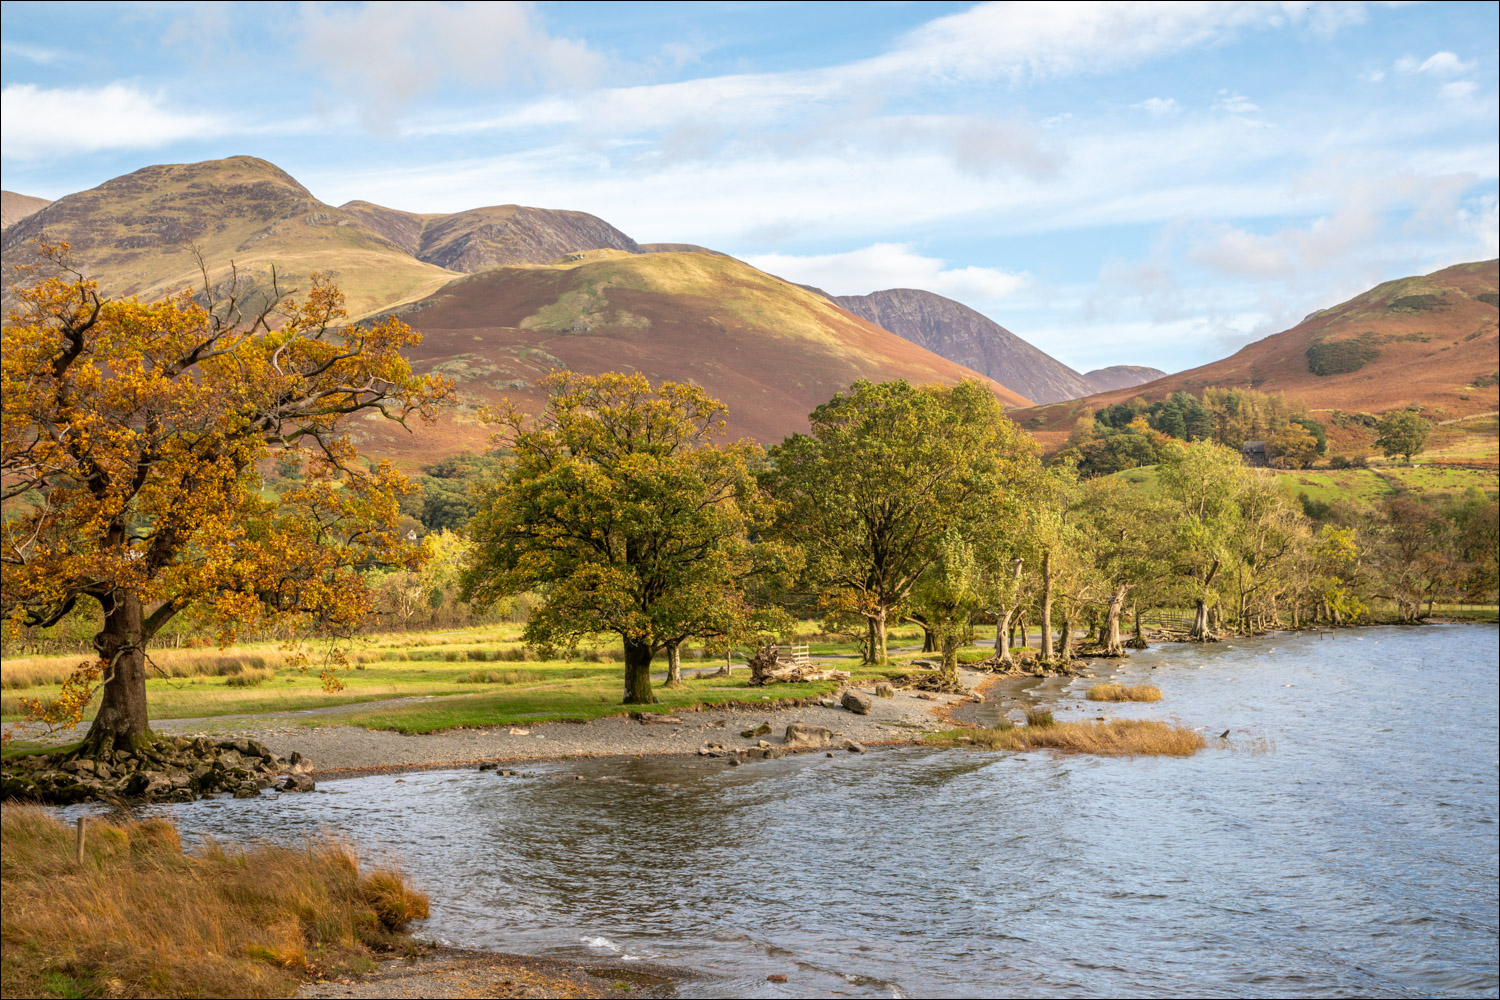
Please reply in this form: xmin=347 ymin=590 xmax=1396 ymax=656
xmin=1242 ymin=440 xmax=1268 ymax=467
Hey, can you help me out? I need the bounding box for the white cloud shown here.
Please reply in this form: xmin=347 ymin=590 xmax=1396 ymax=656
xmin=1214 ymin=91 xmax=1260 ymax=114
xmin=298 ymin=1 xmax=606 ymax=128
xmin=742 ymin=243 xmax=1029 ymax=304
xmin=0 ymin=83 xmax=229 ymax=159
xmin=1188 ymin=226 xmax=1294 ymax=278
xmin=1395 ymin=51 xmax=1475 ymax=76
xmin=1132 ymin=97 xmax=1182 ymax=117
xmin=0 ymin=41 xmax=63 ymax=65
xmin=1440 ymin=80 xmax=1478 ymax=101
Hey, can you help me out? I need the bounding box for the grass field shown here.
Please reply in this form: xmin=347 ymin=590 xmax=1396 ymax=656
xmin=0 ymin=624 xmax=925 ymax=735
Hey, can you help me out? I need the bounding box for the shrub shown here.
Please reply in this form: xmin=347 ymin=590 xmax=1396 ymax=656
xmin=987 ymin=718 xmax=1204 ymax=755
xmin=1388 ymin=293 xmax=1446 ymax=312
xmin=1307 ymin=338 xmax=1379 ymax=376
xmin=1024 ymin=706 xmax=1056 ymax=728
xmin=1476 ymin=292 xmax=1499 ymax=307
xmin=1086 ymin=683 xmax=1163 ymax=702
xmin=223 ymin=667 xmax=274 ymax=687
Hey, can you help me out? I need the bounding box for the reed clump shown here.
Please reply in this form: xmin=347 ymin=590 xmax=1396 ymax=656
xmin=0 ymin=806 xmax=428 ymax=999
xmin=1086 ymin=683 xmax=1164 ymax=702
xmin=990 ymin=718 xmax=1204 ymax=756
xmin=456 ymin=668 xmax=546 ymax=685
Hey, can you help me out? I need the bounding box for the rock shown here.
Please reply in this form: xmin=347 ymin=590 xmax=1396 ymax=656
xmin=217 ymin=750 xmax=244 ymax=770
xmin=841 ymin=690 xmax=873 ymax=715
xmin=745 ymin=747 xmax=787 ymax=760
xmin=819 ymin=698 xmax=839 ymax=708
xmin=840 ymin=739 xmax=868 ymax=754
xmin=279 ymin=774 xmax=316 ymax=792
xmin=784 ymin=723 xmax=833 ymax=748
xmin=910 ymin=659 xmax=940 ymax=670
xmin=727 ymin=757 xmax=742 ymax=766
xmin=637 ymin=713 xmax=684 ymax=725
xmin=479 ymin=762 xmax=497 ymax=771
xmin=233 ymin=783 xmax=261 ymax=799
xmin=768 ymin=974 xmax=789 ymax=983
xmin=875 ymin=682 xmax=895 ymax=699
xmin=914 ymin=691 xmax=937 ymax=701
xmin=741 ymin=722 xmax=772 ymax=738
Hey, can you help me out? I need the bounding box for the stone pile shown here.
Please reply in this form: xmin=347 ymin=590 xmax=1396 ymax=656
xmin=0 ymin=736 xmax=315 ymax=805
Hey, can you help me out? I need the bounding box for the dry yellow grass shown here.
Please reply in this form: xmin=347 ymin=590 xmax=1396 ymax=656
xmin=1087 ymin=683 xmax=1164 ymax=702
xmin=1 ymin=648 xmax=294 ymax=690
xmin=978 ymin=718 xmax=1203 ymax=756
xmin=0 ymin=806 xmax=428 ymax=998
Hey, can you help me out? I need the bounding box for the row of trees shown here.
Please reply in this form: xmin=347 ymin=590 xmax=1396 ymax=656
xmin=454 ymin=371 xmax=1487 ymax=704
xmin=5 ymin=262 xmax=1491 ymax=750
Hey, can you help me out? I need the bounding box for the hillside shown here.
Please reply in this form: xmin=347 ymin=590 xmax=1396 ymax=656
xmin=357 ymin=250 xmax=1032 ymax=458
xmin=1 ymin=191 xmax=50 ymax=230
xmin=0 ymin=157 xmax=459 ymax=319
xmin=818 ymin=288 xmax=1096 ymax=404
xmin=1084 ymin=365 xmax=1167 ymax=392
xmin=1017 ymin=260 xmax=1500 ymax=441
xmin=338 ymin=201 xmax=641 ymax=271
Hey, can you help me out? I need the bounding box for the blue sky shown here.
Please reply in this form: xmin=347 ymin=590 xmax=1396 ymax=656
xmin=2 ymin=1 xmax=1496 ymax=374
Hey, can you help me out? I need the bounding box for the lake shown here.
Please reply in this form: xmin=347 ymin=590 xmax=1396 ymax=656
xmin=122 ymin=625 xmax=1500 ymax=998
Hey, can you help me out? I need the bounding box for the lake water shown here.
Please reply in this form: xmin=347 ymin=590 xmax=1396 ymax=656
xmin=123 ymin=625 xmax=1499 ymax=997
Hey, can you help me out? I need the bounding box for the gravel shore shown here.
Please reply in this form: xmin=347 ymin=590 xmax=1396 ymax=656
xmin=5 ymin=673 xmax=986 ymax=776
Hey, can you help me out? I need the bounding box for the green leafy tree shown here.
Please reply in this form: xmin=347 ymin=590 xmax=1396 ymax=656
xmin=765 ymin=379 xmax=1039 ymax=664
xmin=1077 ymin=474 xmax=1171 ymax=656
xmin=1374 ymin=409 xmax=1430 ymax=463
xmin=1156 ymin=441 xmax=1248 ymax=639
xmin=461 ymin=373 xmax=783 ymax=704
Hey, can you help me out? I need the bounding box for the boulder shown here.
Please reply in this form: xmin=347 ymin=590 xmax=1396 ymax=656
xmin=841 ymin=690 xmax=873 ymax=715
xmin=636 ymin=713 xmax=683 ymax=725
xmin=874 ymin=682 xmax=895 ymax=699
xmin=741 ymin=722 xmax=772 ymax=738
xmin=745 ymin=747 xmax=787 ymax=760
xmin=784 ymin=723 xmax=833 ymax=748
xmin=840 ymin=739 xmax=869 ymax=754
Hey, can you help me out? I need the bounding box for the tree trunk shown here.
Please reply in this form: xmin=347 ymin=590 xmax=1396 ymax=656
xmin=919 ymin=619 xmax=937 ymax=653
xmin=1126 ymin=605 xmax=1149 ymax=649
xmin=663 ymin=641 xmax=684 ymax=687
xmin=623 ymin=638 xmax=656 ymax=704
xmin=1103 ymin=583 xmax=1130 ymax=657
xmin=864 ymin=617 xmax=878 ymax=665
xmin=870 ymin=605 xmax=889 ymax=664
xmin=81 ymin=592 xmax=154 ymax=755
xmin=993 ymin=607 xmax=1016 ymax=670
xmin=1190 ymin=558 xmax=1221 ymax=641
xmin=941 ymin=636 xmax=960 ymax=683
xmin=1057 ymin=614 xmax=1073 ymax=661
xmin=1040 ymin=550 xmax=1054 ymax=661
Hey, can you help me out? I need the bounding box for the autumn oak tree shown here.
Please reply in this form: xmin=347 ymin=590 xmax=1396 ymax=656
xmin=461 ymin=372 xmax=786 ymax=705
xmin=0 ymin=244 xmax=451 ymax=753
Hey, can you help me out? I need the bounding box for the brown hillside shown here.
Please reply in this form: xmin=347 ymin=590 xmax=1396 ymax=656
xmin=1 ymin=157 xmax=459 ymax=320
xmin=1017 ymin=260 xmax=1500 ymax=439
xmin=339 ymin=201 xmax=640 ymax=271
xmin=826 ymin=288 xmax=1098 ymax=405
xmin=1 ymin=191 xmax=51 ymax=230
xmin=1084 ymin=365 xmax=1166 ymax=392
xmin=355 ymin=250 xmax=1032 ymax=460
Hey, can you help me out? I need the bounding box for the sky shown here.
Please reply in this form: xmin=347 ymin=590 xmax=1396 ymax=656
xmin=1 ymin=1 xmax=1496 ymax=374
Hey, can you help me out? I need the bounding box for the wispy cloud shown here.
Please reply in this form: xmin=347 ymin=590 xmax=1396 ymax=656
xmin=743 ymin=243 xmax=1029 ymax=304
xmin=1395 ymin=51 xmax=1475 ymax=76
xmin=1132 ymin=97 xmax=1182 ymax=117
xmin=0 ymin=84 xmax=230 ymax=158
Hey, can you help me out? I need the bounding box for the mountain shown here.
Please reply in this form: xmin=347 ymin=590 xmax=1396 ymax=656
xmin=338 ymin=201 xmax=641 ymax=271
xmin=358 ymin=249 xmax=1032 ymax=457
xmin=1 ymin=191 xmax=51 ymax=230
xmin=1015 ymin=260 xmax=1500 ymax=439
xmin=811 ymin=287 xmax=1097 ymax=405
xmin=1083 ymin=365 xmax=1167 ymax=392
xmin=1 ymin=156 xmax=458 ymax=319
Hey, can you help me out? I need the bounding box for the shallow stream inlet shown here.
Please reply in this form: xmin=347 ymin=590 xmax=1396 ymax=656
xmin=79 ymin=625 xmax=1500 ymax=999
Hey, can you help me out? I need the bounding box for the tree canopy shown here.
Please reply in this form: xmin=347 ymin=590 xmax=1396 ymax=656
xmin=461 ymin=372 xmax=784 ymax=704
xmin=0 ymin=244 xmax=451 ymax=751
xmin=764 ymin=379 xmax=1041 ymax=663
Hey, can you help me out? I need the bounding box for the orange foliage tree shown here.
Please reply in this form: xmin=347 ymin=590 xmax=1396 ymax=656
xmin=1 ymin=245 xmax=451 ymax=753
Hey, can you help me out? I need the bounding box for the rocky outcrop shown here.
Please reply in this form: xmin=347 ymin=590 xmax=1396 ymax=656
xmin=784 ymin=723 xmax=833 ymax=748
xmin=828 ymin=288 xmax=1096 ymax=404
xmin=1 ymin=737 xmax=315 ymax=805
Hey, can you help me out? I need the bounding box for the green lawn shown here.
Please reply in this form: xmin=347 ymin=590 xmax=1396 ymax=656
xmin=1 ymin=623 xmax=921 ymax=735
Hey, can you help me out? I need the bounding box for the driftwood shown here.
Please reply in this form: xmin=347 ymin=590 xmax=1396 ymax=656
xmin=747 ymin=645 xmax=850 ymax=686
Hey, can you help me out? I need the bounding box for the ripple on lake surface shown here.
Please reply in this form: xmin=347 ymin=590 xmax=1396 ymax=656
xmin=134 ymin=625 xmax=1500 ymax=998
